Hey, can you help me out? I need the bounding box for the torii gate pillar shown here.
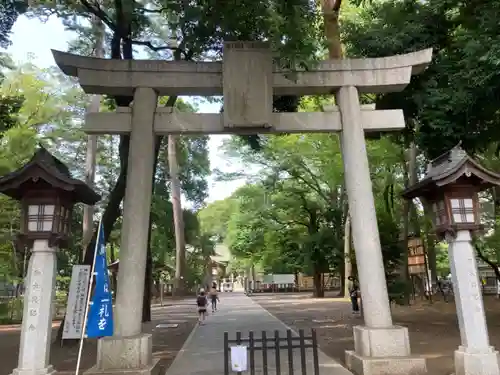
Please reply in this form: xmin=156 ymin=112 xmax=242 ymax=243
xmin=52 ymin=43 xmax=433 ymax=375
xmin=336 ymin=85 xmax=422 ymax=374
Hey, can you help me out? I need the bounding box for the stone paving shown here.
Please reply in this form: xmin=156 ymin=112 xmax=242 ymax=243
xmin=164 ymin=292 xmax=353 ymax=375
xmin=0 ymin=299 xmax=198 ymax=375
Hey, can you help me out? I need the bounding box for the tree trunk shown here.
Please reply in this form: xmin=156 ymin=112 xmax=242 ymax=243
xmin=343 ymin=214 xmax=352 ymax=298
xmin=408 ymin=142 xmax=419 ymax=235
xmin=400 ymin=147 xmax=412 ymax=302
xmin=422 ymin=201 xmax=438 ymax=284
xmin=141 ymin=212 xmax=155 ymax=323
xmin=322 ymin=0 xmax=344 ymax=298
xmin=110 ymin=242 xmax=117 ymax=296
xmin=81 ymin=14 xmax=105 ymax=261
xmin=322 ymin=0 xmax=343 ymax=59
xmin=169 ymin=135 xmax=186 ymax=296
xmin=204 ymin=257 xmax=212 ymax=289
xmin=84 ymin=135 xmax=131 ymax=264
xmin=312 ymin=266 xmax=324 ymax=298
xmin=142 ymin=236 xmax=152 ymax=322
xmin=492 ymin=186 xmax=500 ymax=264
xmin=82 ymin=140 xmax=97 ymax=259
xmin=245 ymin=266 xmax=251 ymax=291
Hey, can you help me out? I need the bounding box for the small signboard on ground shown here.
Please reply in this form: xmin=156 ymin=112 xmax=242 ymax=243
xmin=230 ymin=346 xmax=248 ymax=372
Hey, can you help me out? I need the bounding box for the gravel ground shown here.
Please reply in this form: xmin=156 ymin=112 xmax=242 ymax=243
xmin=252 ymin=292 xmax=500 ymax=375
xmin=0 ymin=299 xmax=198 ymax=374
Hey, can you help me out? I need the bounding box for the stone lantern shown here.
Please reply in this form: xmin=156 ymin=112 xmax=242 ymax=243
xmin=402 ymin=144 xmax=500 ymax=375
xmin=0 ymin=146 xmax=100 ymax=375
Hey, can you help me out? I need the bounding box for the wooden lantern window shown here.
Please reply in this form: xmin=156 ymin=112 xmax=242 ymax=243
xmin=442 ymin=188 xmax=480 ymax=232
xmin=448 ymin=196 xmax=475 ymax=225
xmin=27 ymin=203 xmax=55 ymax=232
xmin=57 ymin=203 xmax=72 ymax=234
xmin=431 ymin=198 xmax=448 ymax=227
xmin=423 ymin=186 xmax=481 ymax=237
xmin=20 ymin=192 xmax=75 ymax=244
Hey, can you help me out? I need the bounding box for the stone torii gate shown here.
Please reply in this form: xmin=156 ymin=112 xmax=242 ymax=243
xmin=52 ymin=42 xmax=432 ymax=375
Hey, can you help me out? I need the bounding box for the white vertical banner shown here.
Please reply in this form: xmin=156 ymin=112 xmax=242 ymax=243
xmin=62 ymin=265 xmax=91 ymax=339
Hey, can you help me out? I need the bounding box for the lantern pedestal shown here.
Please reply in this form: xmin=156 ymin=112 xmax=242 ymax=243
xmin=345 ymin=325 xmax=427 ymax=375
xmin=10 ymin=240 xmax=57 ymax=375
xmin=448 ymin=230 xmax=500 ymax=375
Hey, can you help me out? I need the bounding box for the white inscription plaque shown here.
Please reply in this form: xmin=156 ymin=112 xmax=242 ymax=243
xmin=62 ymin=265 xmax=91 ymax=339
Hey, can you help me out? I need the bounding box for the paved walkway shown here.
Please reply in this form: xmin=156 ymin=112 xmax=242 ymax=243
xmin=164 ymin=293 xmax=353 ymax=375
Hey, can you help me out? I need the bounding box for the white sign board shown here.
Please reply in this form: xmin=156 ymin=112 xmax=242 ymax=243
xmin=231 ymin=345 xmax=248 ymax=372
xmin=62 ymin=265 xmax=91 ymax=339
xmin=272 ymin=274 xmax=295 ymax=284
xmin=263 ymin=274 xmax=295 ymax=284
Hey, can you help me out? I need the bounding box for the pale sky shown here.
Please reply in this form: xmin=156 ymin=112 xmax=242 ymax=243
xmin=6 ymin=15 xmax=245 ymax=205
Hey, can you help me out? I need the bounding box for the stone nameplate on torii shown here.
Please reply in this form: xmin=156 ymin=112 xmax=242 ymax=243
xmin=223 ymin=41 xmax=273 ymax=129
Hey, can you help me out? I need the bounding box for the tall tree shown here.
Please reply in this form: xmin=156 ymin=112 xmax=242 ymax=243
xmin=29 ymin=0 xmax=323 ymax=264
xmin=82 ymin=13 xmax=105 ymax=260
xmin=168 ymin=134 xmax=186 ymax=295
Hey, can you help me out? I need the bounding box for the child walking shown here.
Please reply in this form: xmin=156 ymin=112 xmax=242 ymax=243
xmin=196 ymin=289 xmax=208 ymax=324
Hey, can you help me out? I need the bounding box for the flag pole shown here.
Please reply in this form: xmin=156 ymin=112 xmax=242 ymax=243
xmin=75 ymin=218 xmax=102 ymax=375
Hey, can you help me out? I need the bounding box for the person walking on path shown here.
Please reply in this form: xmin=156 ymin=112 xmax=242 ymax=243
xmin=196 ymin=289 xmax=208 ymax=324
xmin=209 ymin=282 xmax=219 ymax=313
xmin=347 ymin=276 xmax=360 ymax=314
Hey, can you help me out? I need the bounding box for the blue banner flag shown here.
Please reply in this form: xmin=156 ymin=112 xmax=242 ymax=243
xmin=86 ymin=221 xmax=114 ymax=338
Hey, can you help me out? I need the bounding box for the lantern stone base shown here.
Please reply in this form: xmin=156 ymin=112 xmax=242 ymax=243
xmin=84 ymin=334 xmax=161 ymax=375
xmin=453 ymin=346 xmax=500 ymax=375
xmin=345 ymin=325 xmax=427 ymax=375
xmin=10 ymin=365 xmax=56 ymax=375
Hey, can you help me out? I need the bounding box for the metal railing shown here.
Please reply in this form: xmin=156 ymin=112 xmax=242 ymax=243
xmin=224 ymin=329 xmax=319 ymax=375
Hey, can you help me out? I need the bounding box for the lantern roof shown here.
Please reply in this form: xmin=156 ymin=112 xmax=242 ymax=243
xmin=402 ymin=143 xmax=500 ymax=199
xmin=0 ymin=145 xmax=101 ymax=204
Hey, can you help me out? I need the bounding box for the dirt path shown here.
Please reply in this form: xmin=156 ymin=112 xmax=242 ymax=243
xmin=0 ymin=300 xmax=198 ymax=374
xmin=253 ymin=293 xmax=500 ymax=375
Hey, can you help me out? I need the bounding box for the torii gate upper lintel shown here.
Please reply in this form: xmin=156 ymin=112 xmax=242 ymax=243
xmin=51 ymin=46 xmax=432 ymax=96
xmin=51 ymin=42 xmax=433 ymax=375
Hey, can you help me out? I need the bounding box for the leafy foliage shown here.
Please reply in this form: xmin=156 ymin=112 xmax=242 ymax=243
xmin=0 ymin=58 xmax=211 ymax=320
xmin=6 ymin=0 xmax=500 ymax=314
xmin=0 ymin=0 xmax=27 ymax=49
xmin=199 ymin=96 xmax=409 ymax=297
xmin=342 ymin=0 xmax=500 ymax=159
